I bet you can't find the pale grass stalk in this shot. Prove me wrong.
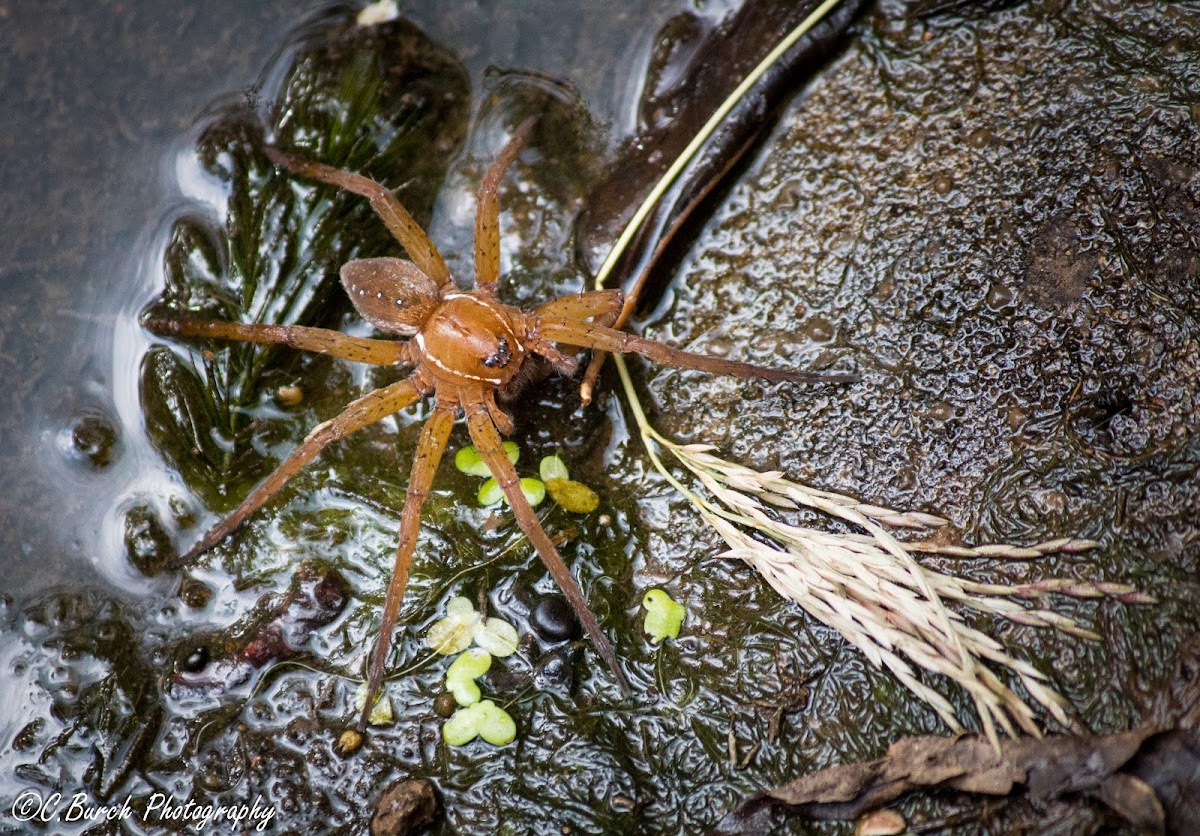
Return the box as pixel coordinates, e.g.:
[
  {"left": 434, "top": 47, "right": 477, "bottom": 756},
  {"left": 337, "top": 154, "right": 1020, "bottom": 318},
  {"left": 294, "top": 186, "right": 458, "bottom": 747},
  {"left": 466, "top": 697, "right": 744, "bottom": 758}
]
[{"left": 612, "top": 355, "right": 1149, "bottom": 746}]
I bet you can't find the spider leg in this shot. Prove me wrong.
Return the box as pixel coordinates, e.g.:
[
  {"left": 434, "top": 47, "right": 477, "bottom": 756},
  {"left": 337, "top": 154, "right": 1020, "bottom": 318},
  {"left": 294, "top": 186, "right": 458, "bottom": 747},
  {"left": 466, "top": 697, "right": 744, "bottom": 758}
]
[
  {"left": 529, "top": 290, "right": 624, "bottom": 377},
  {"left": 465, "top": 401, "right": 632, "bottom": 696},
  {"left": 179, "top": 375, "right": 427, "bottom": 563},
  {"left": 144, "top": 317, "right": 410, "bottom": 365},
  {"left": 474, "top": 118, "right": 535, "bottom": 297},
  {"left": 264, "top": 146, "right": 453, "bottom": 291},
  {"left": 532, "top": 289, "right": 623, "bottom": 325},
  {"left": 576, "top": 165, "right": 734, "bottom": 403},
  {"left": 482, "top": 390, "right": 514, "bottom": 436},
  {"left": 360, "top": 398, "right": 456, "bottom": 730},
  {"left": 527, "top": 341, "right": 580, "bottom": 378},
  {"left": 532, "top": 317, "right": 860, "bottom": 385}
]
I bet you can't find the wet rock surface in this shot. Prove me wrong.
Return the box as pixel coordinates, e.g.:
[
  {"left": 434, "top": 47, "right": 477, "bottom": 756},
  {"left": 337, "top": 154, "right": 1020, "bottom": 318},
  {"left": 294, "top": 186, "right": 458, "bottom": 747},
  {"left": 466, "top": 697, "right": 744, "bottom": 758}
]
[
  {"left": 636, "top": 0, "right": 1200, "bottom": 827},
  {"left": 654, "top": 0, "right": 1200, "bottom": 573},
  {"left": 371, "top": 777, "right": 440, "bottom": 836}
]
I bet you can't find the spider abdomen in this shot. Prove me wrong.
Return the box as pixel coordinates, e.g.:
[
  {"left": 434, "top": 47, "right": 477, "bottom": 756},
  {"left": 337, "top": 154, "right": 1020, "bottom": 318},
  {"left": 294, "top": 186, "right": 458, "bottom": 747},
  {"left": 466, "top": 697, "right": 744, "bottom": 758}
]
[{"left": 416, "top": 293, "right": 525, "bottom": 385}]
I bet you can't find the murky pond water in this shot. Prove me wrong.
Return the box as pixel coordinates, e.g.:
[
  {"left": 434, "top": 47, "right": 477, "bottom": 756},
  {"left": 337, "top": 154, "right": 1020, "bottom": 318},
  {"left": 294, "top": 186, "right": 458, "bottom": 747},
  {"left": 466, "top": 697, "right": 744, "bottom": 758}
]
[{"left": 2, "top": 1, "right": 1198, "bottom": 833}]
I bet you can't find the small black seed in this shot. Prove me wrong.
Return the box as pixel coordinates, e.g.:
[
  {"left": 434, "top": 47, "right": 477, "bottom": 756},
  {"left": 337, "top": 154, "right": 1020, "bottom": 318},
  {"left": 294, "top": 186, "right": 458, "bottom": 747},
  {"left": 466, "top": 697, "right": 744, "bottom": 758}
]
[
  {"left": 181, "top": 646, "right": 209, "bottom": 673},
  {"left": 534, "top": 647, "right": 575, "bottom": 693},
  {"left": 433, "top": 692, "right": 458, "bottom": 718},
  {"left": 529, "top": 596, "right": 579, "bottom": 643}
]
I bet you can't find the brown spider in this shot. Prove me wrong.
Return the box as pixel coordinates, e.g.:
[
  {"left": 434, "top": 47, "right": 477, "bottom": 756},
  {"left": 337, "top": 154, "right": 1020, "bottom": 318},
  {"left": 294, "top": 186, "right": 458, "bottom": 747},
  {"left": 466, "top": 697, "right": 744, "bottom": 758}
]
[{"left": 145, "top": 121, "right": 856, "bottom": 730}]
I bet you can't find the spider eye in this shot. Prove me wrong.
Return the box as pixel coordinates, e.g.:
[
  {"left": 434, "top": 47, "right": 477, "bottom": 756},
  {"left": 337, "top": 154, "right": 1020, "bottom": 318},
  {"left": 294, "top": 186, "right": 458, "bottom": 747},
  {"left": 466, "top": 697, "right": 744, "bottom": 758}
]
[{"left": 483, "top": 337, "right": 512, "bottom": 368}]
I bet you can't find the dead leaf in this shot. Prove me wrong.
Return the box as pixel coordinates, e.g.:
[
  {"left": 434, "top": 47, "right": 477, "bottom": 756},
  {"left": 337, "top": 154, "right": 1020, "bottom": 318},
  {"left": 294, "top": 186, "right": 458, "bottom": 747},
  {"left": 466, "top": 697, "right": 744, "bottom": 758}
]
[{"left": 713, "top": 727, "right": 1200, "bottom": 835}]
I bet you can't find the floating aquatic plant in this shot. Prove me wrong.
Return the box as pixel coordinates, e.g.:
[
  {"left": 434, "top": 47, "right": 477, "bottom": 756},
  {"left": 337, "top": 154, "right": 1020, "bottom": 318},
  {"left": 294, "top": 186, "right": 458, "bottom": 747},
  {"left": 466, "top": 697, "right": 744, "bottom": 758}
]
[
  {"left": 478, "top": 477, "right": 545, "bottom": 508},
  {"left": 455, "top": 441, "right": 520, "bottom": 477},
  {"left": 540, "top": 455, "right": 601, "bottom": 513},
  {"left": 458, "top": 444, "right": 602, "bottom": 511},
  {"left": 642, "top": 589, "right": 686, "bottom": 644},
  {"left": 425, "top": 595, "right": 522, "bottom": 743},
  {"left": 456, "top": 443, "right": 546, "bottom": 507},
  {"left": 426, "top": 595, "right": 519, "bottom": 657},
  {"left": 446, "top": 648, "right": 492, "bottom": 707},
  {"left": 443, "top": 700, "right": 517, "bottom": 747}
]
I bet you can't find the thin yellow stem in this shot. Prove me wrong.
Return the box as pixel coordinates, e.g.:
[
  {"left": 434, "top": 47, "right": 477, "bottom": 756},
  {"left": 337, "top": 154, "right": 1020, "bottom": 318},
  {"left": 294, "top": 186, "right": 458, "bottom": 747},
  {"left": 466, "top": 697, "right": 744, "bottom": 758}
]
[{"left": 591, "top": 0, "right": 847, "bottom": 291}]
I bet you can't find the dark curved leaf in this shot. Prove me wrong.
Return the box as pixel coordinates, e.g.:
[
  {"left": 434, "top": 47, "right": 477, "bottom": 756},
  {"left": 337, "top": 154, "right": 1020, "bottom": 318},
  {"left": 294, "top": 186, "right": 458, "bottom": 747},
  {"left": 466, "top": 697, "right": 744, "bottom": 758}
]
[{"left": 576, "top": 0, "right": 868, "bottom": 301}]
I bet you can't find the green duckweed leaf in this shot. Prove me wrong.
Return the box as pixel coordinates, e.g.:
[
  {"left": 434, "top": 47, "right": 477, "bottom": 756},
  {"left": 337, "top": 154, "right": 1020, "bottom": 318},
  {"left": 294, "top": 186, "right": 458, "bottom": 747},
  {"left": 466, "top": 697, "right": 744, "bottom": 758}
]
[
  {"left": 476, "top": 700, "right": 517, "bottom": 746},
  {"left": 448, "top": 677, "right": 482, "bottom": 707},
  {"left": 427, "top": 595, "right": 482, "bottom": 654},
  {"left": 455, "top": 446, "right": 490, "bottom": 477},
  {"left": 478, "top": 478, "right": 505, "bottom": 507},
  {"left": 447, "top": 647, "right": 493, "bottom": 681},
  {"left": 428, "top": 596, "right": 519, "bottom": 659},
  {"left": 442, "top": 700, "right": 516, "bottom": 747},
  {"left": 477, "top": 476, "right": 545, "bottom": 508},
  {"left": 539, "top": 454, "right": 570, "bottom": 482},
  {"left": 456, "top": 442, "right": 520, "bottom": 478},
  {"left": 446, "top": 596, "right": 476, "bottom": 619},
  {"left": 446, "top": 648, "right": 492, "bottom": 707},
  {"left": 475, "top": 617, "right": 519, "bottom": 657},
  {"left": 518, "top": 478, "right": 546, "bottom": 507},
  {"left": 643, "top": 588, "right": 686, "bottom": 644},
  {"left": 442, "top": 705, "right": 481, "bottom": 746}
]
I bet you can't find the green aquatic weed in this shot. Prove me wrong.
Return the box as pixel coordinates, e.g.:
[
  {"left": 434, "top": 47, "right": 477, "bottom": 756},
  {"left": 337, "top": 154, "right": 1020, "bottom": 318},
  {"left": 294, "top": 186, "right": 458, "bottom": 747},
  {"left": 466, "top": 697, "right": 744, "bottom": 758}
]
[
  {"left": 459, "top": 443, "right": 545, "bottom": 507},
  {"left": 442, "top": 699, "right": 517, "bottom": 747},
  {"left": 478, "top": 476, "right": 545, "bottom": 508},
  {"left": 642, "top": 589, "right": 686, "bottom": 643},
  {"left": 539, "top": 455, "right": 600, "bottom": 513},
  {"left": 538, "top": 454, "right": 570, "bottom": 482},
  {"left": 445, "top": 647, "right": 492, "bottom": 706},
  {"left": 455, "top": 441, "right": 519, "bottom": 477},
  {"left": 426, "top": 596, "right": 519, "bottom": 656}
]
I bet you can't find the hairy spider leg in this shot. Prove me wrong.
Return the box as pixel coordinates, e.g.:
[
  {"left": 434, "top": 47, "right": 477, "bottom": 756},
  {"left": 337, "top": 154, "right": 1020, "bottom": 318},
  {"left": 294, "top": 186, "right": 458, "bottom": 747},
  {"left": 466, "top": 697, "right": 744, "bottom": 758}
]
[
  {"left": 178, "top": 376, "right": 427, "bottom": 563},
  {"left": 465, "top": 400, "right": 632, "bottom": 695},
  {"left": 360, "top": 399, "right": 457, "bottom": 729},
  {"left": 525, "top": 290, "right": 626, "bottom": 376},
  {"left": 474, "top": 119, "right": 535, "bottom": 296},
  {"left": 264, "top": 146, "right": 455, "bottom": 294},
  {"left": 533, "top": 317, "right": 861, "bottom": 385},
  {"left": 143, "top": 317, "right": 410, "bottom": 365},
  {"left": 532, "top": 288, "right": 624, "bottom": 325}
]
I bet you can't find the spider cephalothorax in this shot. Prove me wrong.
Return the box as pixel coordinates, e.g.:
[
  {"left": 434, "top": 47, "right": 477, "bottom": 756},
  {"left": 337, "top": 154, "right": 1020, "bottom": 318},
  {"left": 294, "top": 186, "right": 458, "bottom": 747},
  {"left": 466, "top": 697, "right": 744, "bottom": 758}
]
[{"left": 146, "top": 120, "right": 856, "bottom": 731}]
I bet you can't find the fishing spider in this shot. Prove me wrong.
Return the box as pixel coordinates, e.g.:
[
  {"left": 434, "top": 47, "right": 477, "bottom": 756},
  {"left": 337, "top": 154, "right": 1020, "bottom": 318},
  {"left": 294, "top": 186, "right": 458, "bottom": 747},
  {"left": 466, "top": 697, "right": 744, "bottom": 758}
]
[{"left": 145, "top": 121, "right": 856, "bottom": 730}]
